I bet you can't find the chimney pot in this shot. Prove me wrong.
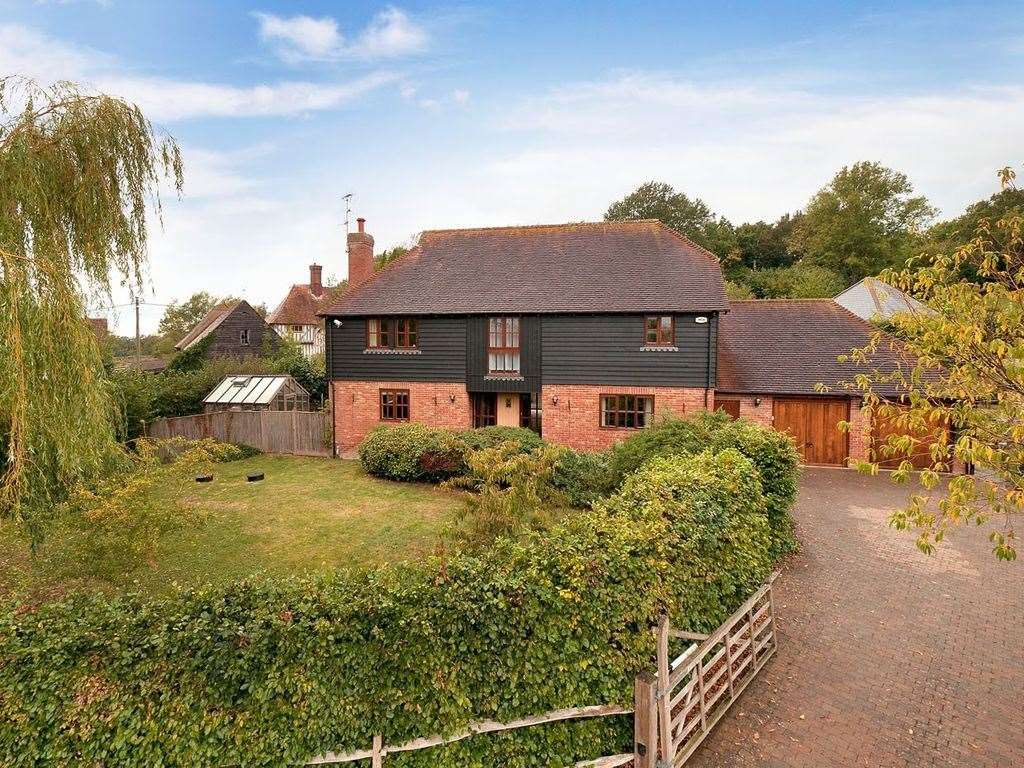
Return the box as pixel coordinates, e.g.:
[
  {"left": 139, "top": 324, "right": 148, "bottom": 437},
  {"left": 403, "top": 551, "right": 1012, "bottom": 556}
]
[
  {"left": 347, "top": 217, "right": 374, "bottom": 289},
  {"left": 309, "top": 263, "right": 323, "bottom": 296}
]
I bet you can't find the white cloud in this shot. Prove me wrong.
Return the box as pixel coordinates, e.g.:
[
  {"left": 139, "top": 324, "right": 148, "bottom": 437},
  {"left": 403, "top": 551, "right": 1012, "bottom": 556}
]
[
  {"left": 492, "top": 72, "right": 1024, "bottom": 223},
  {"left": 255, "top": 7, "right": 427, "bottom": 63},
  {"left": 254, "top": 13, "right": 341, "bottom": 61},
  {"left": 0, "top": 23, "right": 396, "bottom": 121},
  {"left": 452, "top": 88, "right": 470, "bottom": 104}
]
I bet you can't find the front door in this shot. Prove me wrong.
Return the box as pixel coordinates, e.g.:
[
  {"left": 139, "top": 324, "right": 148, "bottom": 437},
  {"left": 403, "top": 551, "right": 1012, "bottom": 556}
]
[{"left": 773, "top": 397, "right": 849, "bottom": 466}]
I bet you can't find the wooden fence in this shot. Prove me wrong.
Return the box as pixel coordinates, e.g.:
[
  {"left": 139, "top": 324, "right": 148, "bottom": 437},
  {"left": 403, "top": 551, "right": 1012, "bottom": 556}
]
[
  {"left": 147, "top": 410, "right": 330, "bottom": 457},
  {"left": 634, "top": 572, "right": 780, "bottom": 767},
  {"left": 303, "top": 573, "right": 779, "bottom": 767}
]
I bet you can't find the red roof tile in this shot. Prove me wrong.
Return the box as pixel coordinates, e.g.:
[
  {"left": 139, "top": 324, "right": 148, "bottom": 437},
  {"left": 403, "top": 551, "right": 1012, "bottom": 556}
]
[
  {"left": 717, "top": 299, "right": 907, "bottom": 396},
  {"left": 268, "top": 284, "right": 330, "bottom": 326},
  {"left": 321, "top": 220, "right": 728, "bottom": 316}
]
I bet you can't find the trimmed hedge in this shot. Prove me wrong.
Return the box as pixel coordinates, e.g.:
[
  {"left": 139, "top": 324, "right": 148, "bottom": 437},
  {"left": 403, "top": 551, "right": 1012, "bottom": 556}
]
[
  {"left": 608, "top": 411, "right": 800, "bottom": 557},
  {"left": 0, "top": 451, "right": 773, "bottom": 767},
  {"left": 456, "top": 426, "right": 545, "bottom": 454},
  {"left": 358, "top": 423, "right": 467, "bottom": 482},
  {"left": 552, "top": 449, "right": 616, "bottom": 508}
]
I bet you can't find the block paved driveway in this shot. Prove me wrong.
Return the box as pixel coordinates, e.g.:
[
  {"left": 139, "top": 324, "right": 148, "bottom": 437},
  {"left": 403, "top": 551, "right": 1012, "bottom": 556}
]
[{"left": 688, "top": 468, "right": 1023, "bottom": 768}]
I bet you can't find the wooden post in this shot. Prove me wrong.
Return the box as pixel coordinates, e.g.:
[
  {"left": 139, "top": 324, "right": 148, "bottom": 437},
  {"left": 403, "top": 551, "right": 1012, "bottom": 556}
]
[
  {"left": 656, "top": 616, "right": 673, "bottom": 764},
  {"left": 371, "top": 734, "right": 382, "bottom": 768},
  {"left": 634, "top": 674, "right": 658, "bottom": 768}
]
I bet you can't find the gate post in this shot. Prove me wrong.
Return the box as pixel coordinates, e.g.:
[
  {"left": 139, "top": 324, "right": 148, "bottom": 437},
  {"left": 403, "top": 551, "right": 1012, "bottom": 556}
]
[{"left": 634, "top": 673, "right": 658, "bottom": 768}]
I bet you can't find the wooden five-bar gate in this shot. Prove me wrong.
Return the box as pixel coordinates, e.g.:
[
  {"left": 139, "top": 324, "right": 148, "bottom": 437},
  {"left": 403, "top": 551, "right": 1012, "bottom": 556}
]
[
  {"left": 304, "top": 573, "right": 779, "bottom": 767},
  {"left": 634, "top": 572, "right": 780, "bottom": 767}
]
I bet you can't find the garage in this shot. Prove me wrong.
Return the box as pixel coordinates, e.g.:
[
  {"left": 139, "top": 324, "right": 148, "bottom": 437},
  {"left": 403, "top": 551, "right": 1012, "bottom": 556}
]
[
  {"left": 772, "top": 397, "right": 850, "bottom": 466},
  {"left": 871, "top": 404, "right": 948, "bottom": 470}
]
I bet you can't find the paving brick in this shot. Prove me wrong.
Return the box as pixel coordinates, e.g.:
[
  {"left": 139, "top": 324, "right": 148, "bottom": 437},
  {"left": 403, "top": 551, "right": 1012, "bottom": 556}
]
[{"left": 687, "top": 468, "right": 1024, "bottom": 768}]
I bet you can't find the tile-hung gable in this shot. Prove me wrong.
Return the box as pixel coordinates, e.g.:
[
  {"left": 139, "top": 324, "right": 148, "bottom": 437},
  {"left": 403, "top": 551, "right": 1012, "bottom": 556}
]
[{"left": 320, "top": 220, "right": 729, "bottom": 316}]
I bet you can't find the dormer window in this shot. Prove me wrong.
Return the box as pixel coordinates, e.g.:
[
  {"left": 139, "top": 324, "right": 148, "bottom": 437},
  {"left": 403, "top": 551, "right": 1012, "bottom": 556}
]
[
  {"left": 644, "top": 315, "right": 674, "bottom": 346},
  {"left": 488, "top": 316, "right": 520, "bottom": 374},
  {"left": 367, "top": 318, "right": 418, "bottom": 350}
]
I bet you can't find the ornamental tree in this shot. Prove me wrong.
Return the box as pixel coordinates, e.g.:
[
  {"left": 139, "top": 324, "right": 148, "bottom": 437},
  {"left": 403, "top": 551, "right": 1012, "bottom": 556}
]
[
  {"left": 0, "top": 77, "right": 182, "bottom": 541},
  {"left": 841, "top": 168, "right": 1023, "bottom": 561}
]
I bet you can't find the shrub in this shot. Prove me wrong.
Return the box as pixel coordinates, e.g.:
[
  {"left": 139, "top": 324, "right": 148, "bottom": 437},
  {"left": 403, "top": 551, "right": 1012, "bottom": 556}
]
[
  {"left": 446, "top": 443, "right": 566, "bottom": 548},
  {"left": 609, "top": 411, "right": 800, "bottom": 558},
  {"left": 457, "top": 425, "right": 545, "bottom": 454},
  {"left": 0, "top": 448, "right": 772, "bottom": 767},
  {"left": 552, "top": 448, "right": 616, "bottom": 508},
  {"left": 601, "top": 449, "right": 774, "bottom": 629},
  {"left": 358, "top": 423, "right": 467, "bottom": 482}
]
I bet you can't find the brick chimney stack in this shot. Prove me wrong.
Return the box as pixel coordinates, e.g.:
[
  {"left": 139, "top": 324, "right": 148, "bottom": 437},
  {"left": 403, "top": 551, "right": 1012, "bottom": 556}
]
[
  {"left": 347, "top": 217, "right": 374, "bottom": 289},
  {"left": 309, "top": 263, "right": 323, "bottom": 296}
]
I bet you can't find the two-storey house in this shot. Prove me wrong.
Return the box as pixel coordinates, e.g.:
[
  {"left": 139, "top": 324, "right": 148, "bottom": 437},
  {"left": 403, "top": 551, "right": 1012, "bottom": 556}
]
[
  {"left": 321, "top": 218, "right": 727, "bottom": 454},
  {"left": 268, "top": 264, "right": 329, "bottom": 357}
]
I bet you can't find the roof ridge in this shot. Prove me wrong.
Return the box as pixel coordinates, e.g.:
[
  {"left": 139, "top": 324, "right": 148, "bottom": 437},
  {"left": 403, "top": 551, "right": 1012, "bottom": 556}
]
[
  {"left": 730, "top": 298, "right": 839, "bottom": 304},
  {"left": 420, "top": 219, "right": 660, "bottom": 236}
]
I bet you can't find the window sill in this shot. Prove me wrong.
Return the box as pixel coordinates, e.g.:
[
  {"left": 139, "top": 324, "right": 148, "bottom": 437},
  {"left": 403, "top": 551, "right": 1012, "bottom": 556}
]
[
  {"left": 364, "top": 348, "right": 421, "bottom": 355},
  {"left": 640, "top": 345, "right": 678, "bottom": 352},
  {"left": 485, "top": 374, "right": 525, "bottom": 381}
]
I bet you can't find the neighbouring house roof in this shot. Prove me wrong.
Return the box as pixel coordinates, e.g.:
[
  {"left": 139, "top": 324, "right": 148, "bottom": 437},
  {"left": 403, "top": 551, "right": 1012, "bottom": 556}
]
[
  {"left": 203, "top": 375, "right": 307, "bottom": 406},
  {"left": 716, "top": 299, "right": 906, "bottom": 396},
  {"left": 321, "top": 220, "right": 729, "bottom": 316},
  {"left": 268, "top": 284, "right": 330, "bottom": 327},
  {"left": 114, "top": 355, "right": 168, "bottom": 373},
  {"left": 174, "top": 302, "right": 237, "bottom": 351},
  {"left": 834, "top": 277, "right": 930, "bottom": 321}
]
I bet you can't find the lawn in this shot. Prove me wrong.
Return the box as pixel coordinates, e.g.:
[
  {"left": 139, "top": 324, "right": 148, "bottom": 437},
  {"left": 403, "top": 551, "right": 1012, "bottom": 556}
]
[{"left": 0, "top": 456, "right": 463, "bottom": 597}]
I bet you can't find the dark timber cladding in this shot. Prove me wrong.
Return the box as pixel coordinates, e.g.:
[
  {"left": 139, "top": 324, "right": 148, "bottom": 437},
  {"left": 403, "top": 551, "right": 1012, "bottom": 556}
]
[
  {"left": 327, "top": 316, "right": 466, "bottom": 381},
  {"left": 466, "top": 315, "right": 540, "bottom": 393},
  {"left": 541, "top": 313, "right": 718, "bottom": 387}
]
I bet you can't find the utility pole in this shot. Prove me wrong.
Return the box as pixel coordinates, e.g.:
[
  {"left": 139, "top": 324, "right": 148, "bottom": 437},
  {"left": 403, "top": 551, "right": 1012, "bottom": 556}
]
[{"left": 134, "top": 296, "right": 141, "bottom": 365}]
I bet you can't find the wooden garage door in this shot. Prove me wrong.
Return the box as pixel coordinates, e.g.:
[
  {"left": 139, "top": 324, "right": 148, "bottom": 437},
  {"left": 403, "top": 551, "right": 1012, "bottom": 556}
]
[
  {"left": 872, "top": 404, "right": 947, "bottom": 470},
  {"left": 773, "top": 398, "right": 850, "bottom": 466}
]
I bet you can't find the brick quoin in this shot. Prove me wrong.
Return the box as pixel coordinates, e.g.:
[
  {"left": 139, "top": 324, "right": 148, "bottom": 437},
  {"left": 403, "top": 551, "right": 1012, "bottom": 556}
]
[
  {"left": 332, "top": 380, "right": 471, "bottom": 454},
  {"left": 541, "top": 384, "right": 711, "bottom": 452}
]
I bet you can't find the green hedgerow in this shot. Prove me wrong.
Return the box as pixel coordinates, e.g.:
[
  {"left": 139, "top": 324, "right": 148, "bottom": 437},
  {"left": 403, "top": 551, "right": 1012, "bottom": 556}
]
[
  {"left": 601, "top": 449, "right": 774, "bottom": 629},
  {"left": 0, "top": 449, "right": 774, "bottom": 767},
  {"left": 551, "top": 448, "right": 616, "bottom": 508},
  {"left": 359, "top": 423, "right": 467, "bottom": 482},
  {"left": 608, "top": 411, "right": 800, "bottom": 558},
  {"left": 456, "top": 425, "right": 545, "bottom": 454}
]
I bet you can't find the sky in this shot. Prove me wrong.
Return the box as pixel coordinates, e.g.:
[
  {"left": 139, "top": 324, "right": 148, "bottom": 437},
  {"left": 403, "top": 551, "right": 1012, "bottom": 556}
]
[{"left": 2, "top": 0, "right": 1023, "bottom": 334}]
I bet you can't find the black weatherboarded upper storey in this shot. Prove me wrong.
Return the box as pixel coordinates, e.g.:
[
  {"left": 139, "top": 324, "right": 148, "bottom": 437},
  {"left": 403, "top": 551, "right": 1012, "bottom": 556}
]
[{"left": 320, "top": 220, "right": 729, "bottom": 317}]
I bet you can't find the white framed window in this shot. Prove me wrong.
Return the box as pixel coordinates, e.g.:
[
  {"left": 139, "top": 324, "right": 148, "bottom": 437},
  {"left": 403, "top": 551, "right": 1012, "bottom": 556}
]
[{"left": 488, "top": 316, "right": 520, "bottom": 374}]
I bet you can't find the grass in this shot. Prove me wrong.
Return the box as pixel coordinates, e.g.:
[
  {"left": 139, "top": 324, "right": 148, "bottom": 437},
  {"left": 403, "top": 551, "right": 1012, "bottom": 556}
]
[{"left": 0, "top": 456, "right": 463, "bottom": 598}]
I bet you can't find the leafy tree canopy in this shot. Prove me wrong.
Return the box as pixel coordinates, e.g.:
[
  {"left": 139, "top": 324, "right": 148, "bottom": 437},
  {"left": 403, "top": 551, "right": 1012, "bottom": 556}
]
[
  {"left": 0, "top": 77, "right": 181, "bottom": 539},
  {"left": 790, "top": 161, "right": 936, "bottom": 282},
  {"left": 839, "top": 168, "right": 1023, "bottom": 561},
  {"left": 740, "top": 262, "right": 846, "bottom": 299},
  {"left": 605, "top": 181, "right": 737, "bottom": 259},
  {"left": 375, "top": 245, "right": 409, "bottom": 271},
  {"left": 731, "top": 213, "right": 802, "bottom": 271}
]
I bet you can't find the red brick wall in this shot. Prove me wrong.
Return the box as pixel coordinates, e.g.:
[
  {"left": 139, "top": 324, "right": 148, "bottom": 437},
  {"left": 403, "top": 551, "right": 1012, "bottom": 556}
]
[
  {"left": 331, "top": 380, "right": 471, "bottom": 454},
  {"left": 733, "top": 394, "right": 774, "bottom": 427},
  {"left": 540, "top": 384, "right": 710, "bottom": 452},
  {"left": 847, "top": 399, "right": 871, "bottom": 463}
]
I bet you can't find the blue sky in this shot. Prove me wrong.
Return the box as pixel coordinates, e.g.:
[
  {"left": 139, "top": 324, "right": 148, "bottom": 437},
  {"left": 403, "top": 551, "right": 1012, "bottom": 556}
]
[{"left": 2, "top": 0, "right": 1022, "bottom": 333}]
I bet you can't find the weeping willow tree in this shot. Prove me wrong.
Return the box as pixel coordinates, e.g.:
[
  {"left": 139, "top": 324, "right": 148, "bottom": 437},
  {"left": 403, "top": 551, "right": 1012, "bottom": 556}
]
[{"left": 0, "top": 77, "right": 182, "bottom": 542}]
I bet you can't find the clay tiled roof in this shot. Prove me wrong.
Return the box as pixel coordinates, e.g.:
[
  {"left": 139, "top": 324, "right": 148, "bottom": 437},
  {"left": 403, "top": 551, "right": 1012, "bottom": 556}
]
[
  {"left": 321, "top": 220, "right": 728, "bottom": 316},
  {"left": 716, "top": 299, "right": 906, "bottom": 396},
  {"left": 268, "top": 284, "right": 330, "bottom": 326},
  {"left": 174, "top": 302, "right": 235, "bottom": 351}
]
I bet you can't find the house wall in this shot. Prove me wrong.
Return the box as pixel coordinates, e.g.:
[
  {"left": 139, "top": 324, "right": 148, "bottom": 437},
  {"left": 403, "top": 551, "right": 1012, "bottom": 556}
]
[
  {"left": 327, "top": 316, "right": 466, "bottom": 381},
  {"left": 541, "top": 384, "right": 710, "bottom": 452},
  {"left": 466, "top": 315, "right": 541, "bottom": 394},
  {"left": 332, "top": 380, "right": 471, "bottom": 453},
  {"left": 207, "top": 304, "right": 279, "bottom": 358},
  {"left": 541, "top": 313, "right": 717, "bottom": 388},
  {"left": 272, "top": 323, "right": 324, "bottom": 357}
]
